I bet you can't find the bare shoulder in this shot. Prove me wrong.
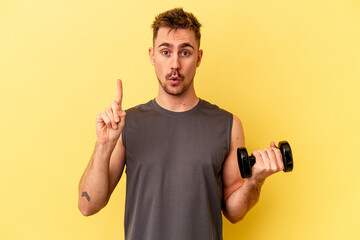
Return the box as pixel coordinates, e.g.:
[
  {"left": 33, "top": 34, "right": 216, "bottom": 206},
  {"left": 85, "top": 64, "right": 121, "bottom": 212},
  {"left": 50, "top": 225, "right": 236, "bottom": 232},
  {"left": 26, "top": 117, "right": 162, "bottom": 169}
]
[
  {"left": 231, "top": 114, "right": 245, "bottom": 148},
  {"left": 222, "top": 114, "right": 245, "bottom": 201}
]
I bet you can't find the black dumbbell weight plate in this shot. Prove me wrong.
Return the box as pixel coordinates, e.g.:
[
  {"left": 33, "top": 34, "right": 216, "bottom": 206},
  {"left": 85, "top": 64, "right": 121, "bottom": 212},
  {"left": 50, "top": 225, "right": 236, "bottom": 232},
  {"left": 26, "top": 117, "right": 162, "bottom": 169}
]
[
  {"left": 278, "top": 141, "right": 293, "bottom": 172},
  {"left": 237, "top": 147, "right": 252, "bottom": 178}
]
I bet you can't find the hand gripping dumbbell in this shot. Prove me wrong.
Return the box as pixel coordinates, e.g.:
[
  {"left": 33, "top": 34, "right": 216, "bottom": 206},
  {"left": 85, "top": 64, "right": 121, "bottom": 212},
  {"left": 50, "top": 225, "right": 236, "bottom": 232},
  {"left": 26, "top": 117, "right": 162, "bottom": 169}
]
[{"left": 237, "top": 141, "right": 293, "bottom": 178}]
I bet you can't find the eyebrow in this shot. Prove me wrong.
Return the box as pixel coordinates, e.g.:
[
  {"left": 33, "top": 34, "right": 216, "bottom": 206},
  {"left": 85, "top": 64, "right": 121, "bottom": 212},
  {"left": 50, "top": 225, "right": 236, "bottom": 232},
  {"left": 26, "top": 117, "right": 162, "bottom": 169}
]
[
  {"left": 158, "top": 43, "right": 172, "bottom": 48},
  {"left": 179, "top": 43, "right": 195, "bottom": 50},
  {"left": 158, "top": 42, "right": 195, "bottom": 50}
]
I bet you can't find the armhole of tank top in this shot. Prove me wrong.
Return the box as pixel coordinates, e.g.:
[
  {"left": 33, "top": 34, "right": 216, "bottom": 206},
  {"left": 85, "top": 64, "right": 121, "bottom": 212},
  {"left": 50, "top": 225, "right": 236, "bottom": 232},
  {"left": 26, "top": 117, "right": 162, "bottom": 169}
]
[
  {"left": 227, "top": 113, "right": 233, "bottom": 154},
  {"left": 121, "top": 110, "right": 127, "bottom": 149}
]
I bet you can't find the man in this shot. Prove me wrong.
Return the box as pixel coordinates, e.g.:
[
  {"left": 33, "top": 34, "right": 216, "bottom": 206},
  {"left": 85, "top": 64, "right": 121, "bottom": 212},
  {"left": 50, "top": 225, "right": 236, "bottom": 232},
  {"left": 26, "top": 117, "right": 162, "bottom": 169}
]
[{"left": 78, "top": 8, "right": 284, "bottom": 240}]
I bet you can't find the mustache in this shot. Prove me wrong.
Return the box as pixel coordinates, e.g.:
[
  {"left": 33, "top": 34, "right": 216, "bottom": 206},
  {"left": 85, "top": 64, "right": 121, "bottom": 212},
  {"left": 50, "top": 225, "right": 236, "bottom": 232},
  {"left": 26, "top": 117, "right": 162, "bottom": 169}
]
[{"left": 166, "top": 71, "right": 184, "bottom": 80}]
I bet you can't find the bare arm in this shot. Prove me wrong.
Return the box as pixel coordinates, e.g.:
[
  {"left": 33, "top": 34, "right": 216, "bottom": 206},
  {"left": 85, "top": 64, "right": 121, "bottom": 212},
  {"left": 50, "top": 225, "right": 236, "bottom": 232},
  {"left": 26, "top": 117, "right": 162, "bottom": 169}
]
[
  {"left": 222, "top": 115, "right": 284, "bottom": 223},
  {"left": 78, "top": 79, "right": 126, "bottom": 216},
  {"left": 78, "top": 137, "right": 125, "bottom": 216}
]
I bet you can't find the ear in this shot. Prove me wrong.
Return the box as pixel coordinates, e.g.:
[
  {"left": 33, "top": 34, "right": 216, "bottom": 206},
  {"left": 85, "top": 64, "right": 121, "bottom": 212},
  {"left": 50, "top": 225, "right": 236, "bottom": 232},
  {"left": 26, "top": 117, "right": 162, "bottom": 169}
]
[
  {"left": 196, "top": 49, "right": 203, "bottom": 67},
  {"left": 149, "top": 47, "right": 155, "bottom": 65}
]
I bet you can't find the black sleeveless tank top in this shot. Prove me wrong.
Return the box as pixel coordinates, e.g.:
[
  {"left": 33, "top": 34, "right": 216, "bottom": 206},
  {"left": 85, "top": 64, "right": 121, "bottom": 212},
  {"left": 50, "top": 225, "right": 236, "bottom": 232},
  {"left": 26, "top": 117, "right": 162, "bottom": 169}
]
[{"left": 122, "top": 99, "right": 233, "bottom": 240}]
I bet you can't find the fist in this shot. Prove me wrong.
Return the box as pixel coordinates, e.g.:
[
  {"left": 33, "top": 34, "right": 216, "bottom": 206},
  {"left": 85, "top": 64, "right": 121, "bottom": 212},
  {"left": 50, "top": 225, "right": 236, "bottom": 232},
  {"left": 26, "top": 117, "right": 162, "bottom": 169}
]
[
  {"left": 250, "top": 141, "right": 284, "bottom": 182},
  {"left": 96, "top": 79, "right": 126, "bottom": 144}
]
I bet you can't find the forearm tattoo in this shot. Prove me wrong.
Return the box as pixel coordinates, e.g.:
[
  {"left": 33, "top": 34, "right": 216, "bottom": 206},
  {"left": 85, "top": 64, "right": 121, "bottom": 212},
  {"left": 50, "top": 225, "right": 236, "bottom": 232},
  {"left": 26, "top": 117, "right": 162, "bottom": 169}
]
[{"left": 82, "top": 192, "right": 91, "bottom": 202}]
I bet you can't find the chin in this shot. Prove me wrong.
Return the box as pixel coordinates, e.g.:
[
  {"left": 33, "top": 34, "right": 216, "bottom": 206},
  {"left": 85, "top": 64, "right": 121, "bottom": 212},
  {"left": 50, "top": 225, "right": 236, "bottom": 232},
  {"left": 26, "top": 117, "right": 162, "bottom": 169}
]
[
  {"left": 165, "top": 88, "right": 186, "bottom": 96},
  {"left": 164, "top": 85, "right": 187, "bottom": 96},
  {"left": 158, "top": 76, "right": 192, "bottom": 96}
]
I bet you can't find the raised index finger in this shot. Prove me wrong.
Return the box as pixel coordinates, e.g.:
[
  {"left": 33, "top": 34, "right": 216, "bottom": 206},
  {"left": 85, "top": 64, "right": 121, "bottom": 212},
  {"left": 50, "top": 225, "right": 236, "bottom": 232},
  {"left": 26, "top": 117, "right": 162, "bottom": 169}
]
[{"left": 116, "top": 79, "right": 123, "bottom": 106}]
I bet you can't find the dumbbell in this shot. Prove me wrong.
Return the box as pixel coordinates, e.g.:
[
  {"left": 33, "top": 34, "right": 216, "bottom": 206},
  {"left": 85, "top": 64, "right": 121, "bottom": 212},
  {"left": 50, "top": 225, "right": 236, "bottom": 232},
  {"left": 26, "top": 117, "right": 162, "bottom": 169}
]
[{"left": 237, "top": 141, "right": 293, "bottom": 178}]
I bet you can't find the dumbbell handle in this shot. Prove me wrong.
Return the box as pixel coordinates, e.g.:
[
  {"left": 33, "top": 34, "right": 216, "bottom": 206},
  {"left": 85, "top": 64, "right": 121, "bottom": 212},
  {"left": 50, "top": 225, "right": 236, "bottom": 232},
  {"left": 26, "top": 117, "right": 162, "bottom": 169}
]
[
  {"left": 248, "top": 142, "right": 293, "bottom": 171},
  {"left": 238, "top": 141, "right": 293, "bottom": 178},
  {"left": 248, "top": 155, "right": 256, "bottom": 167},
  {"left": 247, "top": 152, "right": 286, "bottom": 169}
]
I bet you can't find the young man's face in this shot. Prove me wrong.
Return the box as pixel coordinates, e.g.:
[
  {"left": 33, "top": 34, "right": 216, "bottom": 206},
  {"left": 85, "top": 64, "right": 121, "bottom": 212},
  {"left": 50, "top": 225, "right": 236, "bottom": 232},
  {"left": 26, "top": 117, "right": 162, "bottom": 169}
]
[{"left": 149, "top": 27, "right": 203, "bottom": 96}]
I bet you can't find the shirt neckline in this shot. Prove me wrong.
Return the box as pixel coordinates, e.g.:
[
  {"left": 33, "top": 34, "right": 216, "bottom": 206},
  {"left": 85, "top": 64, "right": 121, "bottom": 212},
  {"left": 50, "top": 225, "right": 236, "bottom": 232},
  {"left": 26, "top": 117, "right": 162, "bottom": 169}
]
[{"left": 151, "top": 98, "right": 204, "bottom": 117}]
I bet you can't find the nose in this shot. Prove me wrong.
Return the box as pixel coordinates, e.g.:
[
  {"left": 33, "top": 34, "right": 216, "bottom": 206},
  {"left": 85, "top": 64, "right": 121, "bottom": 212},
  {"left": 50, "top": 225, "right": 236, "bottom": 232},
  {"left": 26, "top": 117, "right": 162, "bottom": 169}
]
[{"left": 170, "top": 54, "right": 181, "bottom": 70}]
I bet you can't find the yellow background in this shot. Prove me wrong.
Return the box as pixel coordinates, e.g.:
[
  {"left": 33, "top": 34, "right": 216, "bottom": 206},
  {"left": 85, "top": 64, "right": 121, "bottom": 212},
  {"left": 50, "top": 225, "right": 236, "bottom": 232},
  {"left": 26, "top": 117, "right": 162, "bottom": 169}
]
[{"left": 1, "top": 0, "right": 359, "bottom": 239}]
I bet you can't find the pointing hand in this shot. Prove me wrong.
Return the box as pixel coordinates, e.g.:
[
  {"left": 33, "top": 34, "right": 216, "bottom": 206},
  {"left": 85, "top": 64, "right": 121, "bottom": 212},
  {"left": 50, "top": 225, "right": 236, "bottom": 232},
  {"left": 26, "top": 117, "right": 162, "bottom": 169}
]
[{"left": 96, "top": 79, "right": 126, "bottom": 144}]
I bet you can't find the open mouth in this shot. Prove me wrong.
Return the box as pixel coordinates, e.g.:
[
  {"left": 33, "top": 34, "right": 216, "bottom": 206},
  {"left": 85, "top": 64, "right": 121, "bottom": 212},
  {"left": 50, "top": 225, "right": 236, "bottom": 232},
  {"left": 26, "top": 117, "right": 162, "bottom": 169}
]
[
  {"left": 170, "top": 77, "right": 180, "bottom": 85},
  {"left": 166, "top": 71, "right": 184, "bottom": 85}
]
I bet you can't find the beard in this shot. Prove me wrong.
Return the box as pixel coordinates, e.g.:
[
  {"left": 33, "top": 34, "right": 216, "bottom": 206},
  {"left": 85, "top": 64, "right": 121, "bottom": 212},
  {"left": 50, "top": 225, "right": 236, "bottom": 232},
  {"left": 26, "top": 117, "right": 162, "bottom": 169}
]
[{"left": 157, "top": 71, "right": 193, "bottom": 96}]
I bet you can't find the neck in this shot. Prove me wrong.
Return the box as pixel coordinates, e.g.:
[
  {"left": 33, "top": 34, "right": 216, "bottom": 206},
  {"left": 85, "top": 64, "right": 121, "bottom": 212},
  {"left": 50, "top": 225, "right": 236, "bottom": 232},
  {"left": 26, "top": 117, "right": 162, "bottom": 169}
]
[{"left": 155, "top": 85, "right": 199, "bottom": 112}]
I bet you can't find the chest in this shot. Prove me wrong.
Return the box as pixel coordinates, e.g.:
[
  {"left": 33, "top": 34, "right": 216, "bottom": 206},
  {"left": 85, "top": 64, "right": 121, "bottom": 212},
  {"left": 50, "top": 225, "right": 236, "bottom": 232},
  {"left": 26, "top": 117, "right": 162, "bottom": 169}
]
[{"left": 124, "top": 113, "right": 230, "bottom": 176}]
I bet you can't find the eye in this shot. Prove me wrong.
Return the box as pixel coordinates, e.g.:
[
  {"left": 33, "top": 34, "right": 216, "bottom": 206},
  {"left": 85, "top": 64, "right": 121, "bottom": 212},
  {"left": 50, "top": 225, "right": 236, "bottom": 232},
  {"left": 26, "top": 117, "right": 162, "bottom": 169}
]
[
  {"left": 180, "top": 51, "right": 190, "bottom": 57},
  {"left": 162, "top": 50, "right": 170, "bottom": 56}
]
